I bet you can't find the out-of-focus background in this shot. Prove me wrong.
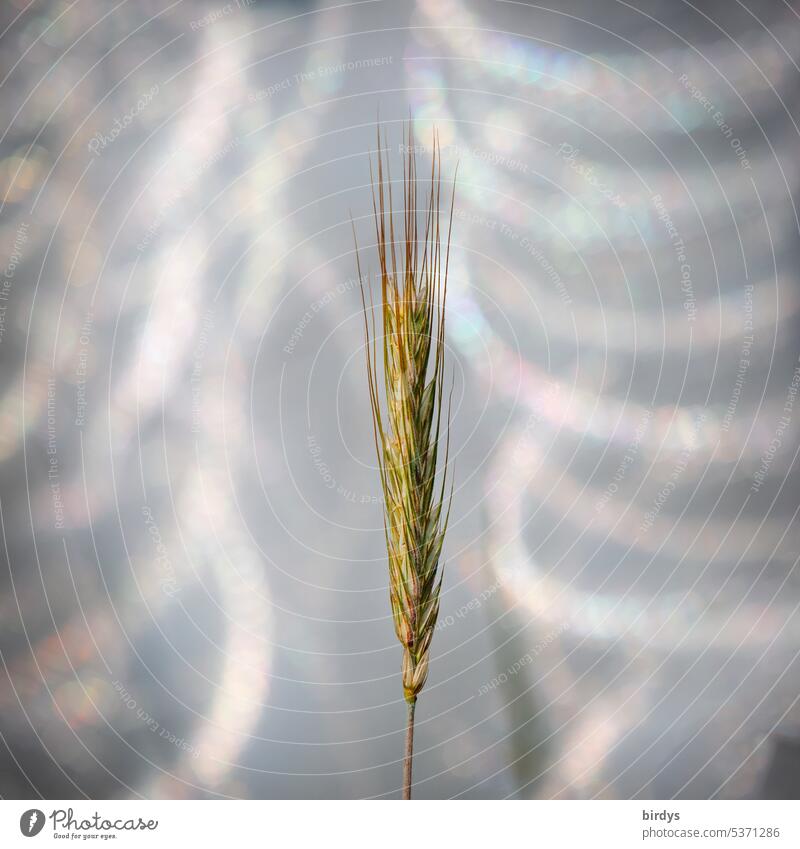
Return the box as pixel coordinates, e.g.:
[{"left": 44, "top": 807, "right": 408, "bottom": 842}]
[{"left": 0, "top": 0, "right": 799, "bottom": 800}]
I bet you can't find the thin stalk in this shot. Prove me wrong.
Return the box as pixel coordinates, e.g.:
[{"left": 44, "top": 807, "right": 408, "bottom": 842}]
[{"left": 403, "top": 699, "right": 416, "bottom": 800}]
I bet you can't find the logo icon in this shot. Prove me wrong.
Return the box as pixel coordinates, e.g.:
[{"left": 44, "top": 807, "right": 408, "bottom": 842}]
[{"left": 19, "top": 809, "right": 45, "bottom": 837}]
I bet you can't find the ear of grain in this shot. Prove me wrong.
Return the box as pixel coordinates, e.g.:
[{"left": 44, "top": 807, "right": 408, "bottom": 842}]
[{"left": 354, "top": 123, "right": 457, "bottom": 711}]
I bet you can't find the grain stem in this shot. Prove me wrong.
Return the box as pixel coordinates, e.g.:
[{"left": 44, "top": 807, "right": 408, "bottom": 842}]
[{"left": 403, "top": 698, "right": 416, "bottom": 800}]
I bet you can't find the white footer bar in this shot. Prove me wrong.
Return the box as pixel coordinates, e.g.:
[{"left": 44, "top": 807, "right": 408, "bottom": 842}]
[{"left": 1, "top": 800, "right": 797, "bottom": 847}]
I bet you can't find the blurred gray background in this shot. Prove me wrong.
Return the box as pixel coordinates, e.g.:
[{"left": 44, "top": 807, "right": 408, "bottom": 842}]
[{"left": 0, "top": 0, "right": 799, "bottom": 799}]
